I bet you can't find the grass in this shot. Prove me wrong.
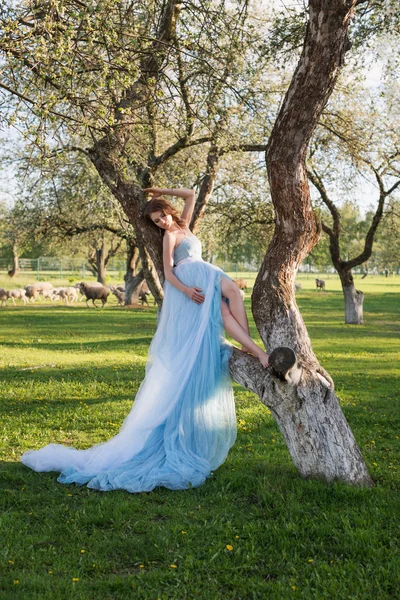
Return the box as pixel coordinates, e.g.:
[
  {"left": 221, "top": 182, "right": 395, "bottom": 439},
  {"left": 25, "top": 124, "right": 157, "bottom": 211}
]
[{"left": 0, "top": 280, "right": 399, "bottom": 599}]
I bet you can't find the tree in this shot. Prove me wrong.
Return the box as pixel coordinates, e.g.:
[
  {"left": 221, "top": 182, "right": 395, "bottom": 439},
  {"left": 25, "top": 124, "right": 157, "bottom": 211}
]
[
  {"left": 308, "top": 162, "right": 400, "bottom": 323},
  {"left": 236, "top": 0, "right": 374, "bottom": 486},
  {"left": 305, "top": 74, "right": 400, "bottom": 323},
  {"left": 0, "top": 1, "right": 377, "bottom": 485},
  {"left": 0, "top": 0, "right": 278, "bottom": 301}
]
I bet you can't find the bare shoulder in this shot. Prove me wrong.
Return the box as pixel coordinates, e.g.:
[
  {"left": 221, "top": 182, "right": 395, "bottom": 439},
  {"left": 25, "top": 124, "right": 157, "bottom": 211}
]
[{"left": 163, "top": 231, "right": 176, "bottom": 246}]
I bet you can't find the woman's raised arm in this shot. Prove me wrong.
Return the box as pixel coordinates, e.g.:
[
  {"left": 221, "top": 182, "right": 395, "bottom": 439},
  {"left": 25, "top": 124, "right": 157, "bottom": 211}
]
[{"left": 144, "top": 187, "right": 196, "bottom": 227}]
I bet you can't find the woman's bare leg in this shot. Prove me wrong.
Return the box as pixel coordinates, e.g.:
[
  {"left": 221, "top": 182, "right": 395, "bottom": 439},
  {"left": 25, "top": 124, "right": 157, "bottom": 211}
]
[
  {"left": 220, "top": 278, "right": 253, "bottom": 353},
  {"left": 221, "top": 301, "right": 269, "bottom": 367}
]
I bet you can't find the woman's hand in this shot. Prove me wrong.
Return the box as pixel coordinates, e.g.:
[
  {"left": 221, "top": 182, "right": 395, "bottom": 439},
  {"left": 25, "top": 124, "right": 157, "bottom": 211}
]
[
  {"left": 143, "top": 187, "right": 167, "bottom": 198},
  {"left": 186, "top": 287, "right": 205, "bottom": 304}
]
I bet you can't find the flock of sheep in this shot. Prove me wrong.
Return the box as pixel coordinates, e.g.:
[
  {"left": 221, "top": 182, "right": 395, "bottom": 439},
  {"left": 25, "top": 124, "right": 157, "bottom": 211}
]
[
  {"left": 0, "top": 277, "right": 321, "bottom": 308},
  {"left": 0, "top": 281, "right": 148, "bottom": 308}
]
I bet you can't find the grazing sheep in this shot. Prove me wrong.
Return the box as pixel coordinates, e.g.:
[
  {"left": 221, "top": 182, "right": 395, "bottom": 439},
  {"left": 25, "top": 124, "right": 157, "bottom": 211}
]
[
  {"left": 315, "top": 278, "right": 325, "bottom": 290},
  {"left": 295, "top": 282, "right": 302, "bottom": 291},
  {"left": 7, "top": 289, "right": 28, "bottom": 305},
  {"left": 79, "top": 282, "right": 110, "bottom": 307},
  {"left": 0, "top": 287, "right": 8, "bottom": 307},
  {"left": 233, "top": 278, "right": 248, "bottom": 291},
  {"left": 112, "top": 288, "right": 125, "bottom": 306}
]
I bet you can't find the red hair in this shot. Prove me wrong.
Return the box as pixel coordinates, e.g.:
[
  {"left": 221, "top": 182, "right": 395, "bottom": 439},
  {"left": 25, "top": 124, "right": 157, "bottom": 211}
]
[{"left": 143, "top": 198, "right": 186, "bottom": 229}]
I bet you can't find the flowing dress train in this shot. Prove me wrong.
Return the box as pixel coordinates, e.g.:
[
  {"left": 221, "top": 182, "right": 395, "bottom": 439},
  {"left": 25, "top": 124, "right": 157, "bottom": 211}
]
[{"left": 20, "top": 234, "right": 237, "bottom": 492}]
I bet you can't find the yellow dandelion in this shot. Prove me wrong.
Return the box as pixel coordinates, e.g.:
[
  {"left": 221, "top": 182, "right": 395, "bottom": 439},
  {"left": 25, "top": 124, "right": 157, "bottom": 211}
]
[
  {"left": 235, "top": 535, "right": 239, "bottom": 539},
  {"left": 170, "top": 564, "right": 177, "bottom": 569},
  {"left": 292, "top": 585, "right": 296, "bottom": 591},
  {"left": 139, "top": 564, "right": 145, "bottom": 569},
  {"left": 72, "top": 577, "right": 79, "bottom": 582},
  {"left": 226, "top": 544, "right": 233, "bottom": 551},
  {"left": 181, "top": 531, "right": 187, "bottom": 535},
  {"left": 308, "top": 559, "right": 313, "bottom": 563},
  {"left": 48, "top": 571, "right": 53, "bottom": 574},
  {"left": 14, "top": 580, "right": 19, "bottom": 585},
  {"left": 80, "top": 549, "right": 85, "bottom": 554},
  {"left": 8, "top": 560, "right": 14, "bottom": 564}
]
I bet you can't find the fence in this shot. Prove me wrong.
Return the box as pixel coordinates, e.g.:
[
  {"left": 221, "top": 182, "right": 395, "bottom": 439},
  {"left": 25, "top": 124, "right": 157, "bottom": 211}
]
[
  {"left": 1, "top": 257, "right": 399, "bottom": 282},
  {"left": 0, "top": 257, "right": 126, "bottom": 281},
  {"left": 0, "top": 257, "right": 262, "bottom": 281}
]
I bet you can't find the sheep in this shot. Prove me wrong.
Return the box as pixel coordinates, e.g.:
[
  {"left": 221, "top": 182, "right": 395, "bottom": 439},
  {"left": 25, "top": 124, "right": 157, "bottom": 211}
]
[
  {"left": 79, "top": 282, "right": 110, "bottom": 307},
  {"left": 7, "top": 289, "right": 28, "bottom": 305},
  {"left": 0, "top": 287, "right": 8, "bottom": 307},
  {"left": 112, "top": 288, "right": 125, "bottom": 306},
  {"left": 295, "top": 282, "right": 302, "bottom": 291},
  {"left": 41, "top": 288, "right": 57, "bottom": 302},
  {"left": 36, "top": 282, "right": 54, "bottom": 291},
  {"left": 24, "top": 285, "right": 40, "bottom": 302},
  {"left": 315, "top": 278, "right": 325, "bottom": 290},
  {"left": 57, "top": 287, "right": 79, "bottom": 304},
  {"left": 24, "top": 282, "right": 54, "bottom": 302},
  {"left": 233, "top": 278, "right": 248, "bottom": 291}
]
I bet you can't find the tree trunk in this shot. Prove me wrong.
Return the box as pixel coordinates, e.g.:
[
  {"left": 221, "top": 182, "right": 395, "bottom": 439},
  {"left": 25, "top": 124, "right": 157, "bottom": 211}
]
[
  {"left": 96, "top": 244, "right": 107, "bottom": 285},
  {"left": 233, "top": 0, "right": 373, "bottom": 486},
  {"left": 338, "top": 268, "right": 364, "bottom": 324},
  {"left": 123, "top": 240, "right": 140, "bottom": 305},
  {"left": 125, "top": 269, "right": 145, "bottom": 305},
  {"left": 88, "top": 145, "right": 165, "bottom": 305},
  {"left": 7, "top": 242, "right": 19, "bottom": 277}
]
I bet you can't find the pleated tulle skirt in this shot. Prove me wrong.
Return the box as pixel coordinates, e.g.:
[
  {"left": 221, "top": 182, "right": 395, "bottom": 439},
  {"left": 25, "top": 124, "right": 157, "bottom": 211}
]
[{"left": 20, "top": 259, "right": 237, "bottom": 493}]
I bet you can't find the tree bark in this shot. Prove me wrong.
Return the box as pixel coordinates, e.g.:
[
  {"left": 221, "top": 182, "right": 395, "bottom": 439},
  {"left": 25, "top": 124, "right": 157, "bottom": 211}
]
[
  {"left": 96, "top": 244, "right": 107, "bottom": 285},
  {"left": 125, "top": 269, "right": 145, "bottom": 305},
  {"left": 241, "top": 0, "right": 373, "bottom": 486},
  {"left": 338, "top": 268, "right": 364, "bottom": 324},
  {"left": 8, "top": 241, "right": 19, "bottom": 277},
  {"left": 124, "top": 240, "right": 142, "bottom": 305}
]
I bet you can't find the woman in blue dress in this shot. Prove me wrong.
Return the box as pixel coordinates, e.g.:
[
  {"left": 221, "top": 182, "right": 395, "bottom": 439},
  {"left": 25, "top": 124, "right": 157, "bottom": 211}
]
[{"left": 21, "top": 187, "right": 269, "bottom": 493}]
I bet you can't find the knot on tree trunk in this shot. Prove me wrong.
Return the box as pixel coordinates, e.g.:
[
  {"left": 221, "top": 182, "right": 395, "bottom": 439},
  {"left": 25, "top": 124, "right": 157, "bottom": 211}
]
[{"left": 269, "top": 347, "right": 302, "bottom": 386}]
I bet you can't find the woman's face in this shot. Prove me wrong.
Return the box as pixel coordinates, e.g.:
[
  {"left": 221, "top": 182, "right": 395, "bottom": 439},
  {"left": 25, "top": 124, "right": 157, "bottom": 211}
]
[{"left": 151, "top": 210, "right": 173, "bottom": 230}]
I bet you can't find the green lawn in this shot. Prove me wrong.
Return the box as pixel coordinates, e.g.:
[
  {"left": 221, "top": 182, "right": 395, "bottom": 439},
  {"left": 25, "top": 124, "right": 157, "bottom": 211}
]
[{"left": 0, "top": 283, "right": 399, "bottom": 599}]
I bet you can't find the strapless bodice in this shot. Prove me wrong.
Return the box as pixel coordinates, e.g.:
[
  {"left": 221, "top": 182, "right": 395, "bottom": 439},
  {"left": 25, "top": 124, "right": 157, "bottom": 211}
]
[{"left": 173, "top": 234, "right": 202, "bottom": 265}]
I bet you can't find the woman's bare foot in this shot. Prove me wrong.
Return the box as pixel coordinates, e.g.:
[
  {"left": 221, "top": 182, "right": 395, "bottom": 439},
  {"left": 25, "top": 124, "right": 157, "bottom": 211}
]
[{"left": 256, "top": 349, "right": 269, "bottom": 368}]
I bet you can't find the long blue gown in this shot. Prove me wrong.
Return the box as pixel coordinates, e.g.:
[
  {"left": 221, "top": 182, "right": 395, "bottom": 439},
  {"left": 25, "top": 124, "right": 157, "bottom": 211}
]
[{"left": 20, "top": 234, "right": 237, "bottom": 492}]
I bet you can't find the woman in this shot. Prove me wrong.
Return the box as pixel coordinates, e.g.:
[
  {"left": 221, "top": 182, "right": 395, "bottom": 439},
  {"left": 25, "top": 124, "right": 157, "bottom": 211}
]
[{"left": 21, "top": 188, "right": 269, "bottom": 493}]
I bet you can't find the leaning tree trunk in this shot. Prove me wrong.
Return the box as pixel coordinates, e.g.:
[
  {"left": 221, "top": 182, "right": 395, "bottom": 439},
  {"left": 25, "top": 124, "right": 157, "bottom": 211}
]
[
  {"left": 230, "top": 0, "right": 373, "bottom": 486},
  {"left": 338, "top": 268, "right": 364, "bottom": 324}
]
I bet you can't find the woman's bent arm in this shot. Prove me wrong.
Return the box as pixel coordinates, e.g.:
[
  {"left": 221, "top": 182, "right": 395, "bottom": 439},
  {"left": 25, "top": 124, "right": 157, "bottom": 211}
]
[{"left": 163, "top": 233, "right": 204, "bottom": 304}]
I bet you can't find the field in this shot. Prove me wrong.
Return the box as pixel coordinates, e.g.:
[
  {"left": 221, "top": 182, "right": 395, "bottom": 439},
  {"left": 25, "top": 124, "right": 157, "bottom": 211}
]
[{"left": 0, "top": 276, "right": 399, "bottom": 599}]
